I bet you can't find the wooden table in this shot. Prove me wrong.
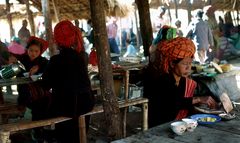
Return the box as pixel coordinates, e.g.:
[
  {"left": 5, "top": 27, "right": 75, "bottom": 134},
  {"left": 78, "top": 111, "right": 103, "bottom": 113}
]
[{"left": 112, "top": 107, "right": 240, "bottom": 143}]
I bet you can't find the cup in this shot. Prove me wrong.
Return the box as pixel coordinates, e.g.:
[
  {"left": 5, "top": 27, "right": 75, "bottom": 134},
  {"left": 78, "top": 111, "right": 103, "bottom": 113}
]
[
  {"left": 182, "top": 118, "right": 198, "bottom": 132},
  {"left": 170, "top": 121, "right": 187, "bottom": 135}
]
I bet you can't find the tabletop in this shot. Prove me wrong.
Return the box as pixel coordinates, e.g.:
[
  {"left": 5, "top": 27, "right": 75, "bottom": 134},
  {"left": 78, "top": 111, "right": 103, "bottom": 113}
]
[
  {"left": 112, "top": 108, "right": 240, "bottom": 143},
  {"left": 0, "top": 77, "right": 33, "bottom": 87}
]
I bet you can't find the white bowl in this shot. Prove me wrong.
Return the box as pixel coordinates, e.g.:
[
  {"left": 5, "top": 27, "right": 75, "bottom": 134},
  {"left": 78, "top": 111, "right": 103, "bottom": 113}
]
[
  {"left": 170, "top": 121, "right": 187, "bottom": 135},
  {"left": 182, "top": 118, "right": 198, "bottom": 132}
]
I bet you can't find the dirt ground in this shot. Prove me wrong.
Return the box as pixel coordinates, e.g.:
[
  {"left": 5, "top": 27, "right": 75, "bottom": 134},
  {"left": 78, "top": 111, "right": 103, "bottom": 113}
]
[{"left": 87, "top": 108, "right": 143, "bottom": 143}]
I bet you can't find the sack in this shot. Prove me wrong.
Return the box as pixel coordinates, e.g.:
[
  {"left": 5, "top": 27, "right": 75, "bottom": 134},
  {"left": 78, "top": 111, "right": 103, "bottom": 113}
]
[{"left": 28, "top": 83, "right": 51, "bottom": 102}]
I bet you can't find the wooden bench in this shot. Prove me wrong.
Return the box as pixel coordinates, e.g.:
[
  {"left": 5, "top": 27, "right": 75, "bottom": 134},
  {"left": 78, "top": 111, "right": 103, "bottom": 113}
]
[
  {"left": 0, "top": 117, "right": 71, "bottom": 143},
  {"left": 79, "top": 97, "right": 148, "bottom": 143},
  {"left": 0, "top": 98, "right": 148, "bottom": 143}
]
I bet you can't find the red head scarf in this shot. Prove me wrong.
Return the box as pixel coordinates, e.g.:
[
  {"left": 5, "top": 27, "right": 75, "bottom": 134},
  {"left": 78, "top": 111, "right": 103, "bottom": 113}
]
[
  {"left": 54, "top": 20, "right": 84, "bottom": 53},
  {"left": 160, "top": 37, "right": 196, "bottom": 73},
  {"left": 26, "top": 36, "right": 48, "bottom": 55}
]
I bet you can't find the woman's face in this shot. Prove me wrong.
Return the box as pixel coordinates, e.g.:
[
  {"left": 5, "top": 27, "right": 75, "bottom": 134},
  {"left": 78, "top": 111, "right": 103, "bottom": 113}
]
[
  {"left": 27, "top": 44, "right": 41, "bottom": 61},
  {"left": 172, "top": 57, "right": 193, "bottom": 78}
]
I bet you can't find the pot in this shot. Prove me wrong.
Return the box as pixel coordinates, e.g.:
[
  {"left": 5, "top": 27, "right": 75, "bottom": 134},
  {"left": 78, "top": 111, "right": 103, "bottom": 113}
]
[{"left": 0, "top": 60, "right": 26, "bottom": 79}]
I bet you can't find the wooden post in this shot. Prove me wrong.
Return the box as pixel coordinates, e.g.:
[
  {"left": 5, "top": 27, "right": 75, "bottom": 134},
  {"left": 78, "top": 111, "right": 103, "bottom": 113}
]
[
  {"left": 123, "top": 70, "right": 129, "bottom": 137},
  {"left": 135, "top": 0, "right": 153, "bottom": 57},
  {"left": 41, "top": 0, "right": 55, "bottom": 56},
  {"left": 174, "top": 0, "right": 178, "bottom": 19},
  {"left": 0, "top": 131, "right": 10, "bottom": 143},
  {"left": 89, "top": 0, "right": 122, "bottom": 140},
  {"left": 142, "top": 102, "right": 148, "bottom": 131},
  {"left": 52, "top": 0, "right": 59, "bottom": 23},
  {"left": 133, "top": 4, "right": 140, "bottom": 48},
  {"left": 187, "top": 0, "right": 192, "bottom": 24},
  {"left": 24, "top": 0, "right": 35, "bottom": 36},
  {"left": 79, "top": 116, "right": 87, "bottom": 143},
  {"left": 6, "top": 0, "right": 14, "bottom": 39}
]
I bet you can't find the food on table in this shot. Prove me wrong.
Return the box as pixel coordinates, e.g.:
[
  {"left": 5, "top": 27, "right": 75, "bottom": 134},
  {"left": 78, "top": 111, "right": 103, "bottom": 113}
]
[{"left": 197, "top": 117, "right": 217, "bottom": 122}]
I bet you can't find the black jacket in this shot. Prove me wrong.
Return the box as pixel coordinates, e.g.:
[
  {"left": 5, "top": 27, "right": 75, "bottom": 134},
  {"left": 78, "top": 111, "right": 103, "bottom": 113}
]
[{"left": 40, "top": 48, "right": 94, "bottom": 118}]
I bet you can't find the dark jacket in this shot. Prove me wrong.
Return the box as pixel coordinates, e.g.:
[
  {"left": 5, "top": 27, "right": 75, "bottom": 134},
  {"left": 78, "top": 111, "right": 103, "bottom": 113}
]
[
  {"left": 143, "top": 67, "right": 193, "bottom": 128},
  {"left": 40, "top": 48, "right": 94, "bottom": 118},
  {"left": 17, "top": 54, "right": 49, "bottom": 105}
]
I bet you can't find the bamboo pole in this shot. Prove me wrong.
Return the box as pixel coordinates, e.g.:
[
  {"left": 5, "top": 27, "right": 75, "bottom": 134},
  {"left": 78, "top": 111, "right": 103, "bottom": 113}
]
[
  {"left": 24, "top": 0, "right": 35, "bottom": 36},
  {"left": 6, "top": 0, "right": 14, "bottom": 39}
]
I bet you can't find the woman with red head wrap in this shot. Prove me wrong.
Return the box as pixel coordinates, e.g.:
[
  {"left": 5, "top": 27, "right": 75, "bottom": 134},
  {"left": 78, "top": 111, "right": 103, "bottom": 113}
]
[
  {"left": 40, "top": 20, "right": 94, "bottom": 143},
  {"left": 143, "top": 37, "right": 218, "bottom": 128}
]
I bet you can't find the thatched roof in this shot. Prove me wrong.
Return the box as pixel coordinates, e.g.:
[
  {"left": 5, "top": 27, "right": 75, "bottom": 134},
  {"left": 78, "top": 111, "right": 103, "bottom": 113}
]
[
  {"left": 149, "top": 0, "right": 240, "bottom": 11},
  {"left": 0, "top": 0, "right": 134, "bottom": 20}
]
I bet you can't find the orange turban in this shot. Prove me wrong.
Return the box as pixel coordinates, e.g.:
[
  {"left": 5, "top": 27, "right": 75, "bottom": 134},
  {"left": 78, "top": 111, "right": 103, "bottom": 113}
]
[
  {"left": 54, "top": 20, "right": 84, "bottom": 53},
  {"left": 160, "top": 37, "right": 196, "bottom": 73}
]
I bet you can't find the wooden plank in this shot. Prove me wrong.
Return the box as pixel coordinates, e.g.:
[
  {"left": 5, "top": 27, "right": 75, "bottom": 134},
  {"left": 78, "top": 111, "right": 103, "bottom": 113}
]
[{"left": 0, "top": 117, "right": 71, "bottom": 132}]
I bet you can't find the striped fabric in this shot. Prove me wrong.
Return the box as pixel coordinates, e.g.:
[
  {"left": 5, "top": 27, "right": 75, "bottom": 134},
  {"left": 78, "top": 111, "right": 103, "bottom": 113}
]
[{"left": 175, "top": 78, "right": 197, "bottom": 120}]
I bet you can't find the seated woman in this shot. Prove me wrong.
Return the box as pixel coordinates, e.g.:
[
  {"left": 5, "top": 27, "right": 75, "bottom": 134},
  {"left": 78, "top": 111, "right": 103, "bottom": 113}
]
[
  {"left": 123, "top": 39, "right": 137, "bottom": 57},
  {"left": 143, "top": 37, "right": 218, "bottom": 128}
]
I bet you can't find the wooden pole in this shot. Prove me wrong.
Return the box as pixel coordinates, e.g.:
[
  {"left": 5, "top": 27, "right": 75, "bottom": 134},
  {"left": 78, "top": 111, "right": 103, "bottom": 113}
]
[
  {"left": 79, "top": 116, "right": 87, "bottom": 143},
  {"left": 142, "top": 102, "right": 148, "bottom": 131},
  {"left": 89, "top": 0, "right": 122, "bottom": 140},
  {"left": 24, "top": 0, "right": 35, "bottom": 36},
  {"left": 41, "top": 0, "right": 55, "bottom": 56},
  {"left": 135, "top": 0, "right": 153, "bottom": 57},
  {"left": 187, "top": 0, "right": 192, "bottom": 24},
  {"left": 6, "top": 0, "right": 14, "bottom": 39},
  {"left": 52, "top": 0, "right": 59, "bottom": 23},
  {"left": 133, "top": 4, "right": 140, "bottom": 48},
  {"left": 174, "top": 0, "right": 178, "bottom": 19}
]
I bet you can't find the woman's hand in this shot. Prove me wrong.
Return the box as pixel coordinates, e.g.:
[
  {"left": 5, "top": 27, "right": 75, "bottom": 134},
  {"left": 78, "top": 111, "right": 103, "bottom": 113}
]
[
  {"left": 29, "top": 65, "right": 39, "bottom": 76},
  {"left": 199, "top": 96, "right": 218, "bottom": 109}
]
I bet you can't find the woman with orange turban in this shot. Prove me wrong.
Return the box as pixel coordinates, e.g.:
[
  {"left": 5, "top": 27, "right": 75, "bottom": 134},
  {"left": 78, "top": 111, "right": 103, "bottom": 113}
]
[
  {"left": 143, "top": 37, "right": 218, "bottom": 128},
  {"left": 40, "top": 20, "right": 94, "bottom": 143}
]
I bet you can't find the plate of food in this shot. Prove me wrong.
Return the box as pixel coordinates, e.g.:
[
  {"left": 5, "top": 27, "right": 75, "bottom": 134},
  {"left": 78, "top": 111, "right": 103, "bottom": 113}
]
[
  {"left": 194, "top": 104, "right": 224, "bottom": 114},
  {"left": 190, "top": 114, "right": 221, "bottom": 124}
]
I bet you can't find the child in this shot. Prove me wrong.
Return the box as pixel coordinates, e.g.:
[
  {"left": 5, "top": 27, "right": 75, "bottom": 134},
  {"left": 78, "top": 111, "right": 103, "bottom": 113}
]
[{"left": 17, "top": 36, "right": 49, "bottom": 142}]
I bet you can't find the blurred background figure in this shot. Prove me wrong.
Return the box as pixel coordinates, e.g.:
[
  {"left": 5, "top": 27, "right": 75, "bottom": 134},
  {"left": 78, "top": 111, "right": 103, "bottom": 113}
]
[
  {"left": 175, "top": 20, "right": 183, "bottom": 37},
  {"left": 107, "top": 17, "right": 120, "bottom": 61},
  {"left": 74, "top": 19, "right": 85, "bottom": 36},
  {"left": 18, "top": 19, "right": 31, "bottom": 47},
  {"left": 186, "top": 9, "right": 214, "bottom": 64},
  {"left": 152, "top": 6, "right": 170, "bottom": 38},
  {"left": 123, "top": 39, "right": 137, "bottom": 57},
  {"left": 8, "top": 36, "right": 26, "bottom": 57}
]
